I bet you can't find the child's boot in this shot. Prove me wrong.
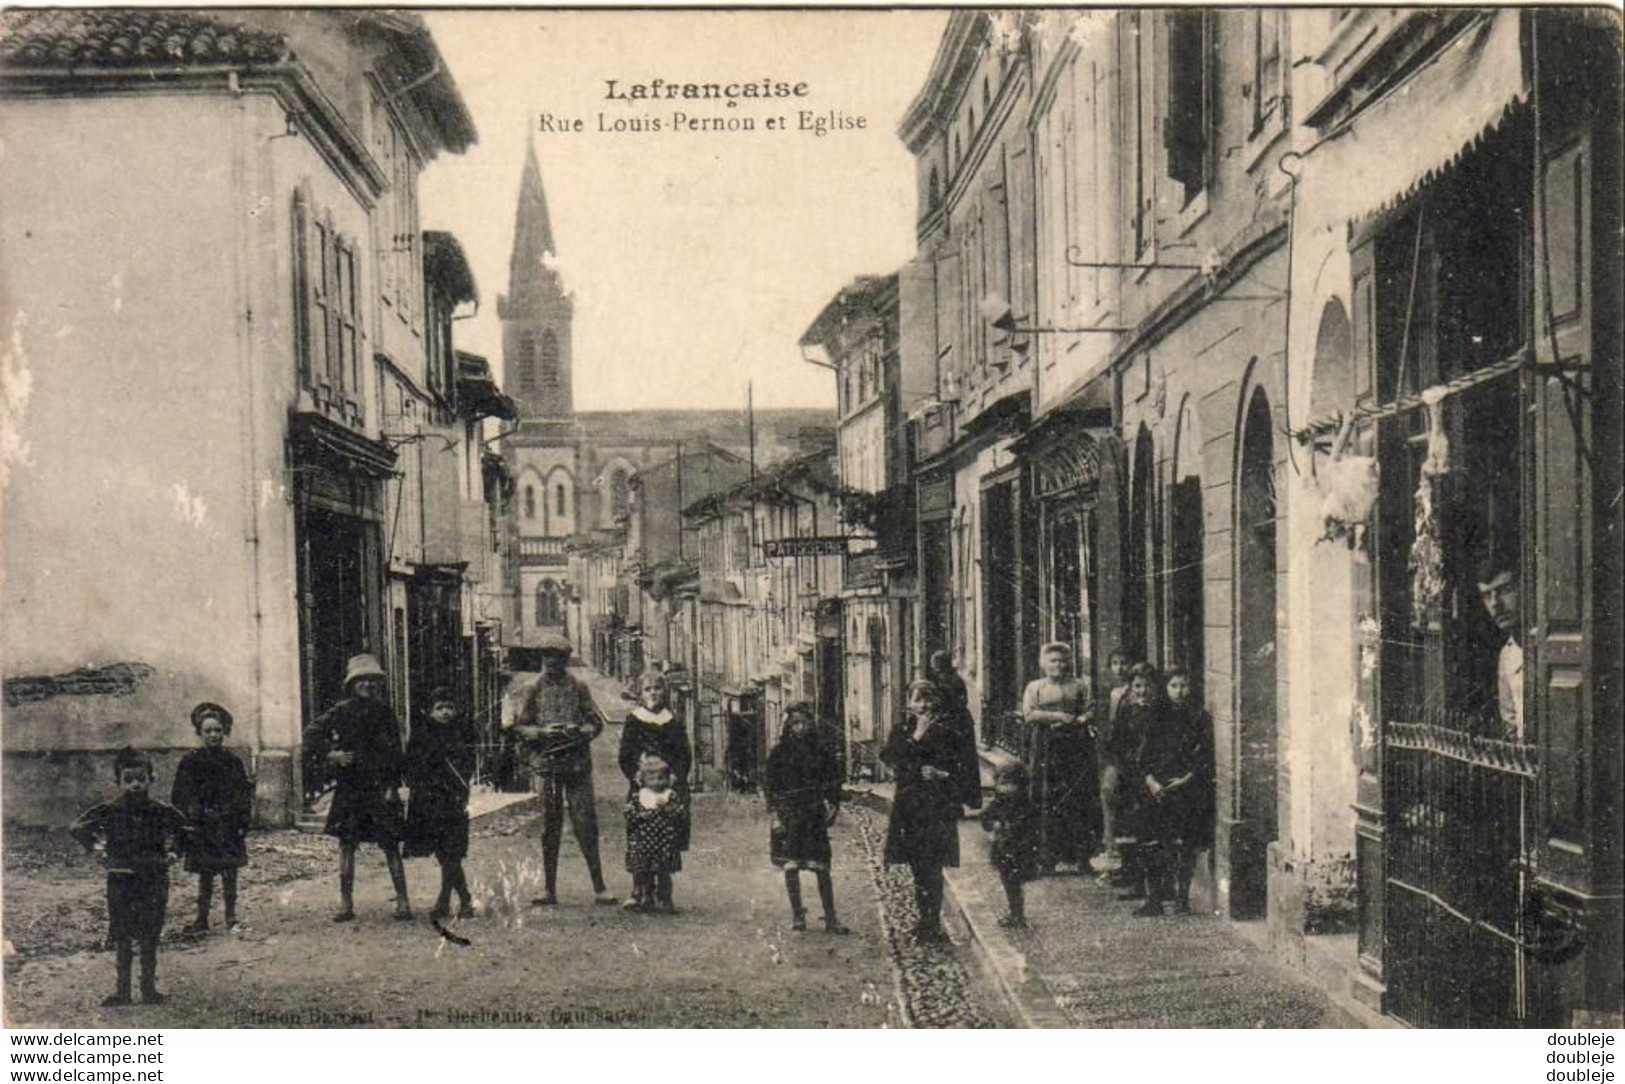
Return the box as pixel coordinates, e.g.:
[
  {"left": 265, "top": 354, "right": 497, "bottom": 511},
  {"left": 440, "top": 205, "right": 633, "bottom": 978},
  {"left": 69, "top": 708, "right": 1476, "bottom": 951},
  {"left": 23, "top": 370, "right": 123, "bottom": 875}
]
[
  {"left": 137, "top": 941, "right": 165, "bottom": 1005},
  {"left": 334, "top": 849, "right": 357, "bottom": 922},
  {"left": 104, "top": 942, "right": 134, "bottom": 1006},
  {"left": 385, "top": 847, "right": 413, "bottom": 920},
  {"left": 815, "top": 871, "right": 849, "bottom": 934},
  {"left": 784, "top": 870, "right": 806, "bottom": 930},
  {"left": 655, "top": 874, "right": 676, "bottom": 915},
  {"left": 183, "top": 875, "right": 211, "bottom": 936}
]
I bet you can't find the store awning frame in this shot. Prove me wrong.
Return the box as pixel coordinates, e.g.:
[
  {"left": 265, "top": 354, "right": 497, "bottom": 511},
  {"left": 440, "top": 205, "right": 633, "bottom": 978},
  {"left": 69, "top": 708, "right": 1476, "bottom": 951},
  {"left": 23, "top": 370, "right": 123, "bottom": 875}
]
[{"left": 1296, "top": 11, "right": 1529, "bottom": 234}]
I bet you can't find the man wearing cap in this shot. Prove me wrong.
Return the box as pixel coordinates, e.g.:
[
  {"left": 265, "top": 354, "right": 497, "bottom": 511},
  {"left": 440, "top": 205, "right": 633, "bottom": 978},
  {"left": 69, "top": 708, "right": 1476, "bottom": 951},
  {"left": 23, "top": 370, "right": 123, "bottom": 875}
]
[{"left": 512, "top": 634, "right": 617, "bottom": 906}]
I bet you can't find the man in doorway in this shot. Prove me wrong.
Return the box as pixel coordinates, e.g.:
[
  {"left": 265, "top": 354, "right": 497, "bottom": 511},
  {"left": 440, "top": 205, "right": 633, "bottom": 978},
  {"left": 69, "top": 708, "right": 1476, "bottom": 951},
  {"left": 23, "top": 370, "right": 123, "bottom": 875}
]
[
  {"left": 512, "top": 633, "right": 617, "bottom": 906},
  {"left": 1475, "top": 557, "right": 1523, "bottom": 742}
]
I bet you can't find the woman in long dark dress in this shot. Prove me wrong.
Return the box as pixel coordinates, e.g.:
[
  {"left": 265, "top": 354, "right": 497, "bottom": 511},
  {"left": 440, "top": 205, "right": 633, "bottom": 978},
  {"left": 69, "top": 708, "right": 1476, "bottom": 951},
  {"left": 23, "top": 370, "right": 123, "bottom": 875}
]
[
  {"left": 882, "top": 679, "right": 982, "bottom": 944},
  {"left": 302, "top": 653, "right": 412, "bottom": 922},
  {"left": 1137, "top": 667, "right": 1214, "bottom": 915},
  {"left": 765, "top": 701, "right": 849, "bottom": 934},
  {"left": 172, "top": 702, "right": 253, "bottom": 935},
  {"left": 618, "top": 672, "right": 691, "bottom": 905},
  {"left": 403, "top": 687, "right": 477, "bottom": 921}
]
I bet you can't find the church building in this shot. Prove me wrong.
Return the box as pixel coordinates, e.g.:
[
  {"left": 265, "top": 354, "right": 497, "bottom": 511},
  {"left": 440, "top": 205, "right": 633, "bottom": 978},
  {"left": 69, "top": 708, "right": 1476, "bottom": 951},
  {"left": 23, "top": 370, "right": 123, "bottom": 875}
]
[{"left": 497, "top": 141, "right": 833, "bottom": 655}]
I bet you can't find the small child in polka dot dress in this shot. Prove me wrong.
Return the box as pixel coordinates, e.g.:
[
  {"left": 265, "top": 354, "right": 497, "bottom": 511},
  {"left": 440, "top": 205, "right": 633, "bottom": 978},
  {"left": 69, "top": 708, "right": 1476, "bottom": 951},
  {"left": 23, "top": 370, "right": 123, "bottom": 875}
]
[{"left": 624, "top": 753, "right": 685, "bottom": 913}]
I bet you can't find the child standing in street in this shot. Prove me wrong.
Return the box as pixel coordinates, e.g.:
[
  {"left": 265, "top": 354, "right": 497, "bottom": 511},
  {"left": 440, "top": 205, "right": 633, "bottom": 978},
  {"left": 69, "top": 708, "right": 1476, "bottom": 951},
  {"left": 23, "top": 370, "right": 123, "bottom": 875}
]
[
  {"left": 303, "top": 653, "right": 413, "bottom": 922},
  {"left": 624, "top": 753, "right": 686, "bottom": 914},
  {"left": 981, "top": 761, "right": 1040, "bottom": 929},
  {"left": 171, "top": 702, "right": 253, "bottom": 936},
  {"left": 764, "top": 701, "right": 850, "bottom": 934},
  {"left": 70, "top": 747, "right": 190, "bottom": 1006},
  {"left": 403, "top": 687, "right": 477, "bottom": 922}
]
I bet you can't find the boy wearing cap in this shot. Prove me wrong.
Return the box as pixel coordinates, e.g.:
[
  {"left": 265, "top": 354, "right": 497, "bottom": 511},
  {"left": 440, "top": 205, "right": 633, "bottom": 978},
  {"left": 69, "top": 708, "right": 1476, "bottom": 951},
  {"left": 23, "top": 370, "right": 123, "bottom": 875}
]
[
  {"left": 70, "top": 747, "right": 191, "bottom": 1005},
  {"left": 303, "top": 653, "right": 413, "bottom": 922},
  {"left": 512, "top": 634, "right": 616, "bottom": 906}
]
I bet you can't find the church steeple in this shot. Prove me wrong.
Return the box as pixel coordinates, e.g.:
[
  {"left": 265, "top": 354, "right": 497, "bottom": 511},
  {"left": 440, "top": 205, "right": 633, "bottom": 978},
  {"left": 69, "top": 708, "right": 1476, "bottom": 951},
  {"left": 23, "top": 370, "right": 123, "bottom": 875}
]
[
  {"left": 498, "top": 136, "right": 574, "bottom": 421},
  {"left": 508, "top": 137, "right": 558, "bottom": 294}
]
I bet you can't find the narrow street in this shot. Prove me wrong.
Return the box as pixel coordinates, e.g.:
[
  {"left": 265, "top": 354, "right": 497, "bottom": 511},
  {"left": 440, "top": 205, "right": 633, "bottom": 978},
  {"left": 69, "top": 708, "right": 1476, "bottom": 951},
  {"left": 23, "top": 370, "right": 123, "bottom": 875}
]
[{"left": 2, "top": 668, "right": 1007, "bottom": 1029}]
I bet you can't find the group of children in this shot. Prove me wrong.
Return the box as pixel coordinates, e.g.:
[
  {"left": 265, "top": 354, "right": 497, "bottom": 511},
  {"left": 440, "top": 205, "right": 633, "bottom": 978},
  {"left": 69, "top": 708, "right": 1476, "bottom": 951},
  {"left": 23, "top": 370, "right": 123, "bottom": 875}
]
[
  {"left": 73, "top": 645, "right": 1211, "bottom": 1006},
  {"left": 68, "top": 657, "right": 864, "bottom": 1008},
  {"left": 980, "top": 647, "right": 1215, "bottom": 929},
  {"left": 69, "top": 657, "right": 485, "bottom": 1007}
]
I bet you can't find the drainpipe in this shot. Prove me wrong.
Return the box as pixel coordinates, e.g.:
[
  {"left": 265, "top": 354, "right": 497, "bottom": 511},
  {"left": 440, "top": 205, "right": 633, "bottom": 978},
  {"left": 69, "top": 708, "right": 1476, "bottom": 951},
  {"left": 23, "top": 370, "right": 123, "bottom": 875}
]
[{"left": 230, "top": 73, "right": 274, "bottom": 819}]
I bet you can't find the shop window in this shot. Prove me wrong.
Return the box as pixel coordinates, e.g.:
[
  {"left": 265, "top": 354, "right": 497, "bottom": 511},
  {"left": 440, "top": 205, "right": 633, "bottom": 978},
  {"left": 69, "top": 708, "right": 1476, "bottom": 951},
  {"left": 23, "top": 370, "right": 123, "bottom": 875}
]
[{"left": 1367, "top": 123, "right": 1530, "bottom": 736}]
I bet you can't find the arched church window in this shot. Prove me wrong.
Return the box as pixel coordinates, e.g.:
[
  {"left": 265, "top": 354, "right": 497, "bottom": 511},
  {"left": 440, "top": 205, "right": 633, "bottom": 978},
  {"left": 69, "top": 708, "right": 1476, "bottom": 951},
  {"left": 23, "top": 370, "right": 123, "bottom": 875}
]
[
  {"left": 536, "top": 579, "right": 562, "bottom": 626},
  {"left": 524, "top": 485, "right": 536, "bottom": 519},
  {"left": 556, "top": 483, "right": 567, "bottom": 517},
  {"left": 518, "top": 334, "right": 538, "bottom": 394},
  {"left": 610, "top": 470, "right": 631, "bottom": 522},
  {"left": 541, "top": 330, "right": 560, "bottom": 388}
]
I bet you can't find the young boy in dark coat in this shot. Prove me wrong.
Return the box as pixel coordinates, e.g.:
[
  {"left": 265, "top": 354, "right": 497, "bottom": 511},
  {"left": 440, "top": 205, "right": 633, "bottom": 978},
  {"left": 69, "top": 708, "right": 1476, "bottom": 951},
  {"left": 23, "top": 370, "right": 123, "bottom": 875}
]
[
  {"left": 764, "top": 701, "right": 849, "bottom": 934},
  {"left": 403, "top": 687, "right": 477, "bottom": 921},
  {"left": 303, "top": 653, "right": 412, "bottom": 922},
  {"left": 70, "top": 747, "right": 190, "bottom": 1006},
  {"left": 981, "top": 761, "right": 1041, "bottom": 929},
  {"left": 171, "top": 702, "right": 253, "bottom": 935}
]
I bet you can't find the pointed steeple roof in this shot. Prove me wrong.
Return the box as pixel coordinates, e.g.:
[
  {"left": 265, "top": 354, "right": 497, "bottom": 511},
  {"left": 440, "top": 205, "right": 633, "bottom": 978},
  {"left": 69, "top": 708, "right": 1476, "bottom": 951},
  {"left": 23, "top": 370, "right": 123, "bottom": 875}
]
[{"left": 507, "top": 137, "right": 558, "bottom": 297}]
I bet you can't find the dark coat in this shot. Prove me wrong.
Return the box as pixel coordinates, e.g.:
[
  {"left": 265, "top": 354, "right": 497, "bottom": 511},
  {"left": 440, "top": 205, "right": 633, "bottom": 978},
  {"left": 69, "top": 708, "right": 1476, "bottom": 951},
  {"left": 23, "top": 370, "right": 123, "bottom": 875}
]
[
  {"left": 765, "top": 728, "right": 843, "bottom": 868},
  {"left": 70, "top": 793, "right": 190, "bottom": 875},
  {"left": 403, "top": 717, "right": 476, "bottom": 861},
  {"left": 881, "top": 710, "right": 979, "bottom": 868},
  {"left": 619, "top": 707, "right": 692, "bottom": 851},
  {"left": 981, "top": 793, "right": 1041, "bottom": 883},
  {"left": 170, "top": 747, "right": 252, "bottom": 872},
  {"left": 1138, "top": 702, "right": 1214, "bottom": 844},
  {"left": 304, "top": 696, "right": 404, "bottom": 845}
]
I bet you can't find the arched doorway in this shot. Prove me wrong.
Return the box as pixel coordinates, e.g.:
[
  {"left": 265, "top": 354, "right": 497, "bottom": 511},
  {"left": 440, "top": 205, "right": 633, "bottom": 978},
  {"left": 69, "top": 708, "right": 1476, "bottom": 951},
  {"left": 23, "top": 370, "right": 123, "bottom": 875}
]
[
  {"left": 1234, "top": 386, "right": 1279, "bottom": 918},
  {"left": 1169, "top": 398, "right": 1205, "bottom": 693},
  {"left": 1126, "top": 426, "right": 1156, "bottom": 664}
]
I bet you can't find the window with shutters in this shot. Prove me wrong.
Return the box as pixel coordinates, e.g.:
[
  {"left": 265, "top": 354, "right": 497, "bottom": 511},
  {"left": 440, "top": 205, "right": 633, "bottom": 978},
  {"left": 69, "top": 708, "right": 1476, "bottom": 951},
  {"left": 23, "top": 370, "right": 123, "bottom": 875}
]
[
  {"left": 1247, "top": 10, "right": 1284, "bottom": 139},
  {"left": 293, "top": 186, "right": 364, "bottom": 426},
  {"left": 1123, "top": 12, "right": 1155, "bottom": 259},
  {"left": 1166, "top": 10, "right": 1215, "bottom": 208}
]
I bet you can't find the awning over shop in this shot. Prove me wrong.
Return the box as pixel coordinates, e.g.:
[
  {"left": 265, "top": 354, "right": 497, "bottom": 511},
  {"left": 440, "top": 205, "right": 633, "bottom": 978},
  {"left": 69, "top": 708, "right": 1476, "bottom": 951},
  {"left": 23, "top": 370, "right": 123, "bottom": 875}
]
[{"left": 1298, "top": 11, "right": 1528, "bottom": 233}]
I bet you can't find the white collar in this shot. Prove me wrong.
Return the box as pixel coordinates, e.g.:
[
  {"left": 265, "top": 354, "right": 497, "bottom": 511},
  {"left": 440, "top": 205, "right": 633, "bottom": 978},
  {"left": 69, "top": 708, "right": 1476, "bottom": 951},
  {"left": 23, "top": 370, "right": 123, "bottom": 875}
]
[{"left": 631, "top": 706, "right": 674, "bottom": 725}]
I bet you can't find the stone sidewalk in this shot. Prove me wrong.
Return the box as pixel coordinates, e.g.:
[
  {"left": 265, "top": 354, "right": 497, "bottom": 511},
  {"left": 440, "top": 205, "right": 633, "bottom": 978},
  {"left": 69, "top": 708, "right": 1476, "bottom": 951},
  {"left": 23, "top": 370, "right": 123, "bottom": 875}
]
[
  {"left": 853, "top": 777, "right": 1350, "bottom": 1028},
  {"left": 942, "top": 820, "right": 1343, "bottom": 1028}
]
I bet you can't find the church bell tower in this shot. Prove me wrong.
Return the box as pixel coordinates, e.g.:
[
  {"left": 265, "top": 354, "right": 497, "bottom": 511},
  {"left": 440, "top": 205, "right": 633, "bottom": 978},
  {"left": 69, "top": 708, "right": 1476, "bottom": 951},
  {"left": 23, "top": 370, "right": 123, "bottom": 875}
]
[{"left": 498, "top": 138, "right": 574, "bottom": 423}]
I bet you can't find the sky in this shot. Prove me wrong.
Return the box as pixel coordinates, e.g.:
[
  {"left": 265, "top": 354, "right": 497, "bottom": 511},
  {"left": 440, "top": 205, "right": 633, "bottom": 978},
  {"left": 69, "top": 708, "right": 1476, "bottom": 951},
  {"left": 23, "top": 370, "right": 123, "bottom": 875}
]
[{"left": 418, "top": 10, "right": 949, "bottom": 411}]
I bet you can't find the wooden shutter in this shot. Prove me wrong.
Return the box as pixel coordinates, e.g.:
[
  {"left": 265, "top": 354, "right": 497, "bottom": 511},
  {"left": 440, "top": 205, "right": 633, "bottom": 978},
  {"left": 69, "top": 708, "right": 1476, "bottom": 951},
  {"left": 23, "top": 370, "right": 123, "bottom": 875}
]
[
  {"left": 1528, "top": 134, "right": 1593, "bottom": 888},
  {"left": 291, "top": 187, "right": 312, "bottom": 388}
]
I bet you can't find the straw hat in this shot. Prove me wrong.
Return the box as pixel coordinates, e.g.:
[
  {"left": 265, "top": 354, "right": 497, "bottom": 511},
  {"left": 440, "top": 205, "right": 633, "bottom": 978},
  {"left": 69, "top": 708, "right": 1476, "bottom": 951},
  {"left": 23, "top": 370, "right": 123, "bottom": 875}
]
[{"left": 343, "top": 653, "right": 386, "bottom": 688}]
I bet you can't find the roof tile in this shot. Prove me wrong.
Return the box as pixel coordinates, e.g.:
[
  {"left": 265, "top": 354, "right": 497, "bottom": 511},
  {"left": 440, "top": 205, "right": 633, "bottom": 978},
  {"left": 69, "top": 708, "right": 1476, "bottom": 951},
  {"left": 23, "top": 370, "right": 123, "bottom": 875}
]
[{"left": 0, "top": 9, "right": 286, "bottom": 70}]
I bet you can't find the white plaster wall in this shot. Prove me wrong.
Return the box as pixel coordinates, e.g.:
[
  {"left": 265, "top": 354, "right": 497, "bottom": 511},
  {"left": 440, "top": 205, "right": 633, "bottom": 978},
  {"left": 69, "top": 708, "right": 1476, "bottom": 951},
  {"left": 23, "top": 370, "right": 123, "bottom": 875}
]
[
  {"left": 1282, "top": 222, "right": 1360, "bottom": 866},
  {"left": 1, "top": 94, "right": 263, "bottom": 754}
]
